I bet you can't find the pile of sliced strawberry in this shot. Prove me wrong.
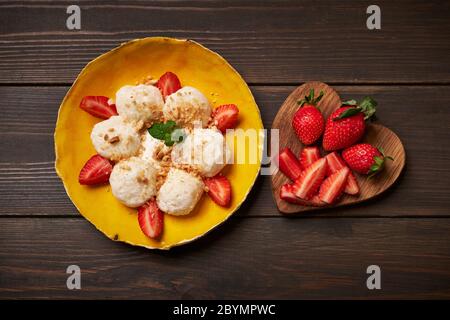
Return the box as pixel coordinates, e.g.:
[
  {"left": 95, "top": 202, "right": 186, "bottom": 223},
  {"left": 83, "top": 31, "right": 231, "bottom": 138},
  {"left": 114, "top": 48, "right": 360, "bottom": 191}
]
[
  {"left": 277, "top": 94, "right": 396, "bottom": 207},
  {"left": 278, "top": 147, "right": 357, "bottom": 206},
  {"left": 78, "top": 71, "right": 239, "bottom": 240}
]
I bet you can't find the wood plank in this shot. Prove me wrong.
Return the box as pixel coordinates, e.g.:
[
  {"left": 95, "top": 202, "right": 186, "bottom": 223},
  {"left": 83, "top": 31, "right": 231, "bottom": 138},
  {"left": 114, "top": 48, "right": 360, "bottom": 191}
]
[
  {"left": 0, "top": 85, "right": 449, "bottom": 216},
  {"left": 0, "top": 217, "right": 450, "bottom": 299},
  {"left": 0, "top": 0, "right": 449, "bottom": 84}
]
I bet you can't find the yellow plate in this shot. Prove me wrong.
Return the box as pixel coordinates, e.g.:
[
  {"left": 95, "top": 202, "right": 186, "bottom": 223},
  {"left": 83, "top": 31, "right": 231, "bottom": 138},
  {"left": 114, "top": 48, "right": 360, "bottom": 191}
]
[{"left": 55, "top": 37, "right": 263, "bottom": 249}]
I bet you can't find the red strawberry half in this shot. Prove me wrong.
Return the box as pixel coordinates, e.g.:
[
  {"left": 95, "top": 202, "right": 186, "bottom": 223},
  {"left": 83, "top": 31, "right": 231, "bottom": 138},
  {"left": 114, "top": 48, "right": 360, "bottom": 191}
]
[
  {"left": 325, "top": 152, "right": 360, "bottom": 195},
  {"left": 78, "top": 154, "right": 113, "bottom": 185},
  {"left": 212, "top": 104, "right": 239, "bottom": 133},
  {"left": 280, "top": 183, "right": 325, "bottom": 207},
  {"left": 319, "top": 167, "right": 350, "bottom": 204},
  {"left": 292, "top": 158, "right": 327, "bottom": 200},
  {"left": 277, "top": 147, "right": 302, "bottom": 181},
  {"left": 138, "top": 200, "right": 164, "bottom": 239},
  {"left": 292, "top": 89, "right": 325, "bottom": 145},
  {"left": 204, "top": 174, "right": 232, "bottom": 207},
  {"left": 322, "top": 97, "right": 377, "bottom": 151},
  {"left": 299, "top": 146, "right": 321, "bottom": 169},
  {"left": 342, "top": 143, "right": 393, "bottom": 176},
  {"left": 156, "top": 71, "right": 182, "bottom": 100},
  {"left": 80, "top": 96, "right": 118, "bottom": 119}
]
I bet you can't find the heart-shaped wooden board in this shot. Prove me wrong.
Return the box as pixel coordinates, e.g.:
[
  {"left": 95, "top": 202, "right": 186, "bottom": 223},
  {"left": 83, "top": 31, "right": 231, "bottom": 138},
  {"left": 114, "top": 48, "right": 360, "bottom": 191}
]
[{"left": 271, "top": 81, "right": 406, "bottom": 214}]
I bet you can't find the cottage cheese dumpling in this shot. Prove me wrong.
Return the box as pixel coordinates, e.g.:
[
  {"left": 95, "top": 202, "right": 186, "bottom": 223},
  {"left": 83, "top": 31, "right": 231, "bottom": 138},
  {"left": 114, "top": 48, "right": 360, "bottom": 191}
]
[
  {"left": 171, "top": 128, "right": 232, "bottom": 177},
  {"left": 163, "top": 86, "right": 211, "bottom": 127},
  {"left": 109, "top": 157, "right": 157, "bottom": 208},
  {"left": 116, "top": 84, "right": 163, "bottom": 123},
  {"left": 157, "top": 168, "right": 204, "bottom": 215},
  {"left": 90, "top": 116, "right": 140, "bottom": 161}
]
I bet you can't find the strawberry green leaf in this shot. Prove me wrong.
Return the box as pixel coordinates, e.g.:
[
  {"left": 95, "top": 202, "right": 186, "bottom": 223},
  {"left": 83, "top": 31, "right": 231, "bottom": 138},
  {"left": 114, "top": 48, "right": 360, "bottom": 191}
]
[
  {"left": 359, "top": 97, "right": 377, "bottom": 120},
  {"left": 377, "top": 147, "right": 394, "bottom": 162},
  {"left": 374, "top": 156, "right": 384, "bottom": 166},
  {"left": 342, "top": 99, "right": 358, "bottom": 106},
  {"left": 334, "top": 107, "right": 361, "bottom": 120},
  {"left": 297, "top": 89, "right": 323, "bottom": 107},
  {"left": 314, "top": 90, "right": 324, "bottom": 104},
  {"left": 308, "top": 89, "right": 314, "bottom": 101}
]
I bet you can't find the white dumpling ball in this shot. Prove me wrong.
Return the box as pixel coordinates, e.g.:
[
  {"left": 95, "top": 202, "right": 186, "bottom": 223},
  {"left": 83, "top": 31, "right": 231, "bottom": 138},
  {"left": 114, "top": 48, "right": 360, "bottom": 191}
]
[
  {"left": 109, "top": 157, "right": 158, "bottom": 208},
  {"left": 163, "top": 86, "right": 211, "bottom": 128},
  {"left": 115, "top": 84, "right": 164, "bottom": 124},
  {"left": 90, "top": 116, "right": 141, "bottom": 161}
]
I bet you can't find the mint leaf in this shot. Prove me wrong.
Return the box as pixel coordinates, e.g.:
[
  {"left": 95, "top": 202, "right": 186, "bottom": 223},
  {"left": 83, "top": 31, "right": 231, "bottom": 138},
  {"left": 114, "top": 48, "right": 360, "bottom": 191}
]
[
  {"left": 164, "top": 120, "right": 177, "bottom": 131},
  {"left": 148, "top": 121, "right": 184, "bottom": 146},
  {"left": 149, "top": 123, "right": 167, "bottom": 140}
]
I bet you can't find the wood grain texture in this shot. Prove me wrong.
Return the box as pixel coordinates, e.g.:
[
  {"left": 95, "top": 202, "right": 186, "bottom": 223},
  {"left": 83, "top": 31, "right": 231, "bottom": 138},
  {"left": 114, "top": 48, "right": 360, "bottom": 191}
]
[
  {"left": 1, "top": 217, "right": 450, "bottom": 299},
  {"left": 272, "top": 82, "right": 405, "bottom": 213},
  {"left": 0, "top": 0, "right": 449, "bottom": 84},
  {"left": 0, "top": 85, "right": 449, "bottom": 217}
]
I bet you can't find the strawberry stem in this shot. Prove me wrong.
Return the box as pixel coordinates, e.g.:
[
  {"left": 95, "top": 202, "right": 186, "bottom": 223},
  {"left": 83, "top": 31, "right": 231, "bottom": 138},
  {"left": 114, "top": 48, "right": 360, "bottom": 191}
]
[
  {"left": 368, "top": 148, "right": 393, "bottom": 178},
  {"left": 334, "top": 96, "right": 377, "bottom": 121},
  {"left": 297, "top": 89, "right": 324, "bottom": 107}
]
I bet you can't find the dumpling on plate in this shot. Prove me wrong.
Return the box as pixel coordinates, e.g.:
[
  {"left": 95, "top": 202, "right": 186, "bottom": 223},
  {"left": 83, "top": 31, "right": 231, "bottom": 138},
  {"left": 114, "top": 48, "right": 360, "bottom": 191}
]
[
  {"left": 157, "top": 168, "right": 204, "bottom": 215},
  {"left": 171, "top": 128, "right": 232, "bottom": 177},
  {"left": 90, "top": 115, "right": 141, "bottom": 161},
  {"left": 109, "top": 157, "right": 158, "bottom": 208},
  {"left": 115, "top": 84, "right": 164, "bottom": 124},
  {"left": 163, "top": 86, "right": 211, "bottom": 128}
]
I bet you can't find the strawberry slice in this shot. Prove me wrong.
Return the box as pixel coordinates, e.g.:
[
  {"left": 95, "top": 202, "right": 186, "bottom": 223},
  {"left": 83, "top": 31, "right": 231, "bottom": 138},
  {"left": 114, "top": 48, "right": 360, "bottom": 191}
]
[
  {"left": 204, "top": 174, "right": 232, "bottom": 207},
  {"left": 277, "top": 147, "right": 302, "bottom": 181},
  {"left": 280, "top": 183, "right": 325, "bottom": 207},
  {"left": 78, "top": 154, "right": 113, "bottom": 185},
  {"left": 292, "top": 158, "right": 327, "bottom": 200},
  {"left": 80, "top": 96, "right": 118, "bottom": 119},
  {"left": 280, "top": 183, "right": 307, "bottom": 205},
  {"left": 212, "top": 104, "right": 239, "bottom": 133},
  {"left": 325, "top": 152, "right": 360, "bottom": 195},
  {"left": 299, "top": 146, "right": 321, "bottom": 169},
  {"left": 138, "top": 200, "right": 164, "bottom": 239},
  {"left": 309, "top": 195, "right": 326, "bottom": 207},
  {"left": 319, "top": 167, "right": 350, "bottom": 204},
  {"left": 156, "top": 71, "right": 182, "bottom": 100}
]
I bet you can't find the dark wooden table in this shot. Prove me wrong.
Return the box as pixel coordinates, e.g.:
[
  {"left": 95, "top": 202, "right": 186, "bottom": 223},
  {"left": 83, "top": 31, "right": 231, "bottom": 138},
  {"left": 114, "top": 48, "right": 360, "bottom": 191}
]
[{"left": 1, "top": 0, "right": 449, "bottom": 299}]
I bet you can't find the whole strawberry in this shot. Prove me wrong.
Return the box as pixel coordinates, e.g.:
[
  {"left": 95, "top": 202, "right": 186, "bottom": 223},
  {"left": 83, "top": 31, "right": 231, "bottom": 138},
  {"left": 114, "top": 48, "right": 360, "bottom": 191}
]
[
  {"left": 322, "top": 97, "right": 377, "bottom": 151},
  {"left": 342, "top": 143, "right": 393, "bottom": 177},
  {"left": 292, "top": 89, "right": 325, "bottom": 145}
]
